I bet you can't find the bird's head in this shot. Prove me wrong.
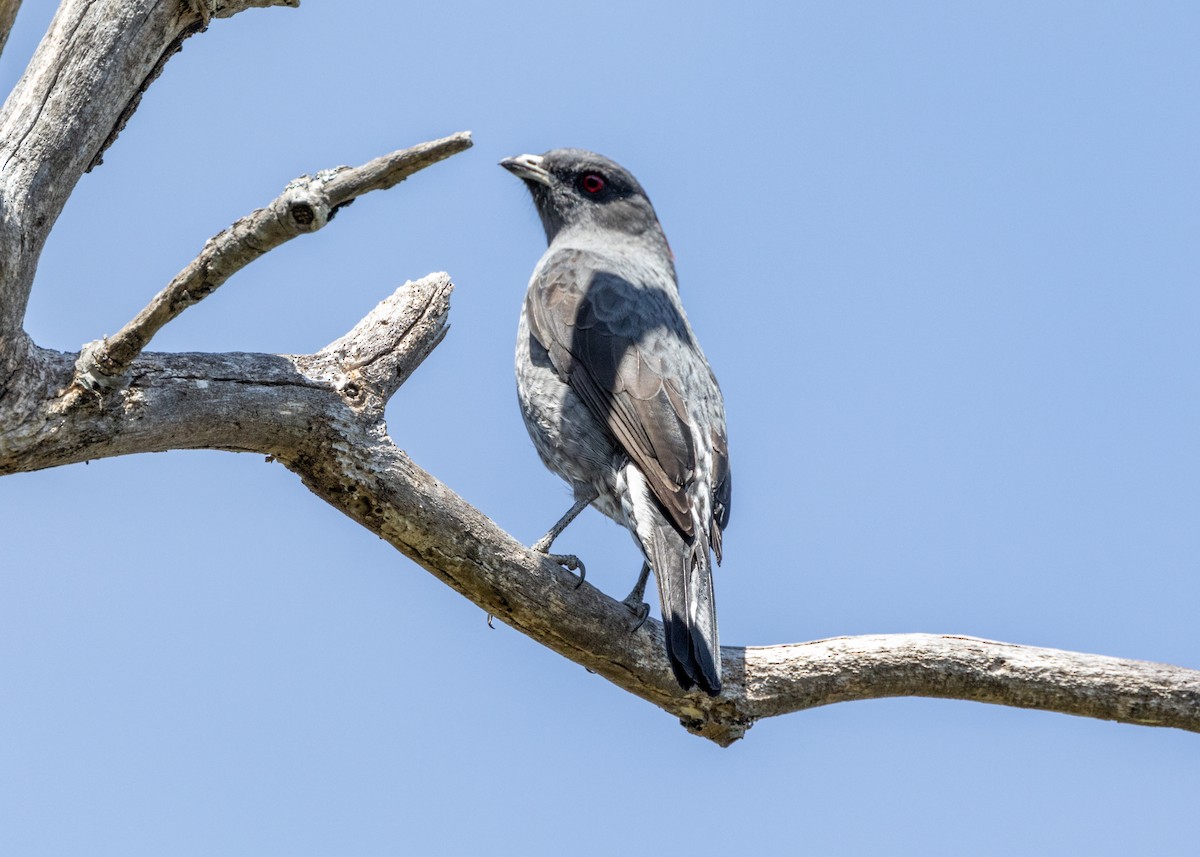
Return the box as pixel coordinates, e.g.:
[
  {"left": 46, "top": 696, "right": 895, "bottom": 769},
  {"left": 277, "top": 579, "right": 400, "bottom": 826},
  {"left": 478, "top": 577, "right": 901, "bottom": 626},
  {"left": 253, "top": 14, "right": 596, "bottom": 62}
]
[{"left": 500, "top": 148, "right": 664, "bottom": 246}]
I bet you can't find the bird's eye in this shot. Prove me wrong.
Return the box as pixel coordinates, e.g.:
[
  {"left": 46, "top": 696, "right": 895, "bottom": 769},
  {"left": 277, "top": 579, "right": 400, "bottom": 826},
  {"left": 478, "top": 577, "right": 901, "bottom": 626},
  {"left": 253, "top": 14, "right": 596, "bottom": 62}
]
[{"left": 579, "top": 173, "right": 606, "bottom": 195}]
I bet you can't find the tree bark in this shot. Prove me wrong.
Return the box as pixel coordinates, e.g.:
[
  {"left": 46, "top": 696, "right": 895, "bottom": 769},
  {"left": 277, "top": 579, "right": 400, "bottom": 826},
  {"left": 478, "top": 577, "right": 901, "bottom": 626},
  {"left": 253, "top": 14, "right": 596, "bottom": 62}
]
[
  {"left": 1, "top": 0, "right": 1197, "bottom": 747},
  {"left": 0, "top": 0, "right": 22, "bottom": 58}
]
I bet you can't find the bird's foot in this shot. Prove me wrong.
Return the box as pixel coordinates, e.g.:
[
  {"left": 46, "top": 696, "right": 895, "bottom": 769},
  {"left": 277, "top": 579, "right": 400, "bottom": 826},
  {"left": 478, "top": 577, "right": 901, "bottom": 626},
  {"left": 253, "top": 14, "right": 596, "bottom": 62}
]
[
  {"left": 540, "top": 551, "right": 586, "bottom": 589},
  {"left": 620, "top": 561, "right": 652, "bottom": 631},
  {"left": 622, "top": 596, "right": 650, "bottom": 632}
]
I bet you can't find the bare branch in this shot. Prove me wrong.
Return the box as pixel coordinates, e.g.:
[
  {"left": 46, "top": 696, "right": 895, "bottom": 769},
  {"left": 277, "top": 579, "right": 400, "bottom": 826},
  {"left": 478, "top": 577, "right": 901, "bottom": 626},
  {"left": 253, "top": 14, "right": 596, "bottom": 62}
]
[
  {"left": 0, "top": 0, "right": 21, "bottom": 59},
  {"left": 275, "top": 443, "right": 1200, "bottom": 747},
  {"left": 0, "top": 0, "right": 299, "bottom": 343},
  {"left": 0, "top": 273, "right": 453, "bottom": 472},
  {"left": 0, "top": 0, "right": 1193, "bottom": 753},
  {"left": 4, "top": 266, "right": 1198, "bottom": 746},
  {"left": 319, "top": 139, "right": 474, "bottom": 206},
  {"left": 73, "top": 132, "right": 472, "bottom": 391},
  {"left": 306, "top": 275, "right": 453, "bottom": 409},
  {"left": 721, "top": 635, "right": 1200, "bottom": 746}
]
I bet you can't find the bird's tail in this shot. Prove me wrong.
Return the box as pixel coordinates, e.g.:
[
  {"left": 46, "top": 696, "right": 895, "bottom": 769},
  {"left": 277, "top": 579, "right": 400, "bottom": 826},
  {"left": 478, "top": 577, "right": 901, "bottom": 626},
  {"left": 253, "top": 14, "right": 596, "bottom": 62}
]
[{"left": 647, "top": 510, "right": 721, "bottom": 696}]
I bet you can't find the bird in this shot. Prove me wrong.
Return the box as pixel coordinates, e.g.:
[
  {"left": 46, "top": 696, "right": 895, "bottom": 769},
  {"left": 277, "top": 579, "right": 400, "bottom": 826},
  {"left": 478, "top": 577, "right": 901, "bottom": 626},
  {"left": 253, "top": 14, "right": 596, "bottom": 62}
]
[{"left": 501, "top": 148, "right": 731, "bottom": 696}]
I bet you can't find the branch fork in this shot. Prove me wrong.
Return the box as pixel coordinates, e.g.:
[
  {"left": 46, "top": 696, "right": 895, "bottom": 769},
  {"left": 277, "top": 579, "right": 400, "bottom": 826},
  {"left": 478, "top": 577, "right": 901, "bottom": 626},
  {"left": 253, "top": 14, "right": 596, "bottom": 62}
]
[
  {"left": 71, "top": 132, "right": 471, "bottom": 392},
  {"left": 1, "top": 0, "right": 1197, "bottom": 748}
]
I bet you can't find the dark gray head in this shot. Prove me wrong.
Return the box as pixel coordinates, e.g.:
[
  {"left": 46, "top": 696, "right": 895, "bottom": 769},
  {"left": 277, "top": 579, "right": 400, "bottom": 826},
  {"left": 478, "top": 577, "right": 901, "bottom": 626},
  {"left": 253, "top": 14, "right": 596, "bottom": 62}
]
[{"left": 500, "top": 148, "right": 666, "bottom": 246}]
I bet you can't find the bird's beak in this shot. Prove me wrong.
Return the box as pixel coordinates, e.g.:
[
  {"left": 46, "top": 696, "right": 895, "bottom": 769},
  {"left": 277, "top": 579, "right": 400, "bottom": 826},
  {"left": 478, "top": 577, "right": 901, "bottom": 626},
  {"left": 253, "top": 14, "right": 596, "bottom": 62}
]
[{"left": 500, "top": 153, "right": 551, "bottom": 186}]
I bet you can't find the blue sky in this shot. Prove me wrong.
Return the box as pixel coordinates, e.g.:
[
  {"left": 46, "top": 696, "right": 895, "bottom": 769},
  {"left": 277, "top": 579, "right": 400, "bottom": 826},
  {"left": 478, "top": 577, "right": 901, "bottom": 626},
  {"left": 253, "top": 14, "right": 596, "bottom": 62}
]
[{"left": 3, "top": 1, "right": 1199, "bottom": 853}]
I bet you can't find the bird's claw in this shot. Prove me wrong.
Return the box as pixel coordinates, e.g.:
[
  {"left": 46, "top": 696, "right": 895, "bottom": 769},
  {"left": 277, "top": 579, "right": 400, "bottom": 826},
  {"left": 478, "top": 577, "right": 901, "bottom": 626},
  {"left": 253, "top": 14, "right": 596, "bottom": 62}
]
[
  {"left": 544, "top": 552, "right": 586, "bottom": 588},
  {"left": 623, "top": 598, "right": 650, "bottom": 632},
  {"left": 619, "top": 561, "right": 652, "bottom": 630}
]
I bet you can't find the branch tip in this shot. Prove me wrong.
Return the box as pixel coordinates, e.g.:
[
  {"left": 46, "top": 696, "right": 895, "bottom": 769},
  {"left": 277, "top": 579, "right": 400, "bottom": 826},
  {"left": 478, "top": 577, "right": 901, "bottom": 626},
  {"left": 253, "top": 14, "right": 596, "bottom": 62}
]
[
  {"left": 73, "top": 134, "right": 471, "bottom": 389},
  {"left": 313, "top": 272, "right": 454, "bottom": 407}
]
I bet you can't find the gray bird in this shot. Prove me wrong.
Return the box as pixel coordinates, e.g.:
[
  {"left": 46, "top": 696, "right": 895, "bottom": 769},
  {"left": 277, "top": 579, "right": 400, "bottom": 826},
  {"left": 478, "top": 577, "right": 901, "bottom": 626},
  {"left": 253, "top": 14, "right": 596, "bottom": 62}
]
[{"left": 501, "top": 148, "right": 731, "bottom": 695}]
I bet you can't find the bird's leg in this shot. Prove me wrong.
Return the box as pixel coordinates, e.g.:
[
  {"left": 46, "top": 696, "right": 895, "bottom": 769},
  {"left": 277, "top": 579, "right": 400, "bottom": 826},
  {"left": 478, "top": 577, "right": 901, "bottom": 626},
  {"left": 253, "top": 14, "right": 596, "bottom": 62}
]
[
  {"left": 532, "top": 490, "right": 594, "bottom": 552},
  {"left": 621, "top": 561, "right": 652, "bottom": 631},
  {"left": 531, "top": 488, "right": 596, "bottom": 588}
]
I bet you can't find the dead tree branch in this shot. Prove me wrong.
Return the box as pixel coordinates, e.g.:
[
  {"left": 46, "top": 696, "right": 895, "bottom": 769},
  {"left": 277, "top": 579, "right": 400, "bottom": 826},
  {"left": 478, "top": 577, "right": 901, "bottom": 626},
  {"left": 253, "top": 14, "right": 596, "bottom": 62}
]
[
  {"left": 0, "top": 0, "right": 300, "bottom": 368},
  {"left": 9, "top": 269, "right": 1198, "bottom": 747},
  {"left": 0, "top": 0, "right": 21, "bottom": 58},
  {"left": 74, "top": 132, "right": 472, "bottom": 390},
  {"left": 0, "top": 0, "right": 1196, "bottom": 748}
]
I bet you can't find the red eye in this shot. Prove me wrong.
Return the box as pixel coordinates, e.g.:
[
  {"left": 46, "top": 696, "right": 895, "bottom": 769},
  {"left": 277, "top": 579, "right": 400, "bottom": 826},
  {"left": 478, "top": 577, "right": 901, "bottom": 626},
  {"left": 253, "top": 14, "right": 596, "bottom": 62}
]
[{"left": 580, "top": 173, "right": 605, "bottom": 194}]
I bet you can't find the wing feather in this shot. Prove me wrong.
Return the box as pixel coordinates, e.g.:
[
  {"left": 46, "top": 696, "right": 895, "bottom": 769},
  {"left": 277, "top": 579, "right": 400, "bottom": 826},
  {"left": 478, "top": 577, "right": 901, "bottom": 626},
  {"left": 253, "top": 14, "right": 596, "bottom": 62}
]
[{"left": 525, "top": 250, "right": 701, "bottom": 537}]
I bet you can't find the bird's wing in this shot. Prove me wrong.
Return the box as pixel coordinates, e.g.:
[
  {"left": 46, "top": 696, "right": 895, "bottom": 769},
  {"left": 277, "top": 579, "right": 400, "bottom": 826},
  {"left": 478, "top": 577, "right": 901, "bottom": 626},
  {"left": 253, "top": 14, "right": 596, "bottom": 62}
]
[
  {"left": 709, "top": 418, "right": 732, "bottom": 564},
  {"left": 525, "top": 248, "right": 706, "bottom": 538}
]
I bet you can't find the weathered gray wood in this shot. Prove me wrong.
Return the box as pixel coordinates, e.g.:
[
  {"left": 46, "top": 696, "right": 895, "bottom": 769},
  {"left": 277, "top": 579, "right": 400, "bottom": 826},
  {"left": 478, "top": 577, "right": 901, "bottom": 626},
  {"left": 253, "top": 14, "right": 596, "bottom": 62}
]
[
  {"left": 0, "top": 0, "right": 298, "bottom": 371},
  {"left": 0, "top": 0, "right": 21, "bottom": 58},
  {"left": 1, "top": 0, "right": 1198, "bottom": 747},
  {"left": 75, "top": 132, "right": 472, "bottom": 389},
  {"left": 5, "top": 272, "right": 1198, "bottom": 747}
]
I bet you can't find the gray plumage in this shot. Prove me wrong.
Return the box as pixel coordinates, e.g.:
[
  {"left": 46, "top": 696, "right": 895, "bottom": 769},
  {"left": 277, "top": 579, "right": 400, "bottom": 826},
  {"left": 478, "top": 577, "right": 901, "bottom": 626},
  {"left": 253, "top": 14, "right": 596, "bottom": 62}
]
[{"left": 501, "top": 149, "right": 731, "bottom": 695}]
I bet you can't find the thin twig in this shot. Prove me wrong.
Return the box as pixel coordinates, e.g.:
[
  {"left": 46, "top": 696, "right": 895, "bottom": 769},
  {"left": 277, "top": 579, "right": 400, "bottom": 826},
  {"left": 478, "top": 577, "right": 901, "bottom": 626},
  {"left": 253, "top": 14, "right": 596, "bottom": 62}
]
[{"left": 73, "top": 132, "right": 472, "bottom": 390}]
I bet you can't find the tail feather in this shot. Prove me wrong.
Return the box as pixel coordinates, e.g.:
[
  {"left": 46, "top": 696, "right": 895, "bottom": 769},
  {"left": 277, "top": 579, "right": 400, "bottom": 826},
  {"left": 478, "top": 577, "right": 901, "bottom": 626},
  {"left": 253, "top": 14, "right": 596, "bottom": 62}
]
[{"left": 647, "top": 511, "right": 721, "bottom": 696}]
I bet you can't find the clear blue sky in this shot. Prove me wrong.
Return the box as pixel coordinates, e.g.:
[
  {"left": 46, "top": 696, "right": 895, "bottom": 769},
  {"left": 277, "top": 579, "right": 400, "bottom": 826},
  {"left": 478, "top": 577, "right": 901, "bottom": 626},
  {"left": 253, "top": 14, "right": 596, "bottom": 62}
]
[{"left": 3, "top": 2, "right": 1199, "bottom": 853}]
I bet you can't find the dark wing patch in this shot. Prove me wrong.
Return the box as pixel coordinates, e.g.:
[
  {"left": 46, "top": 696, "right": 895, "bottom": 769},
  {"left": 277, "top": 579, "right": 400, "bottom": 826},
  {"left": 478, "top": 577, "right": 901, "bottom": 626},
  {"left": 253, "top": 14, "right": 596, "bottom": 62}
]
[
  {"left": 709, "top": 425, "right": 731, "bottom": 565},
  {"left": 526, "top": 250, "right": 699, "bottom": 537}
]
